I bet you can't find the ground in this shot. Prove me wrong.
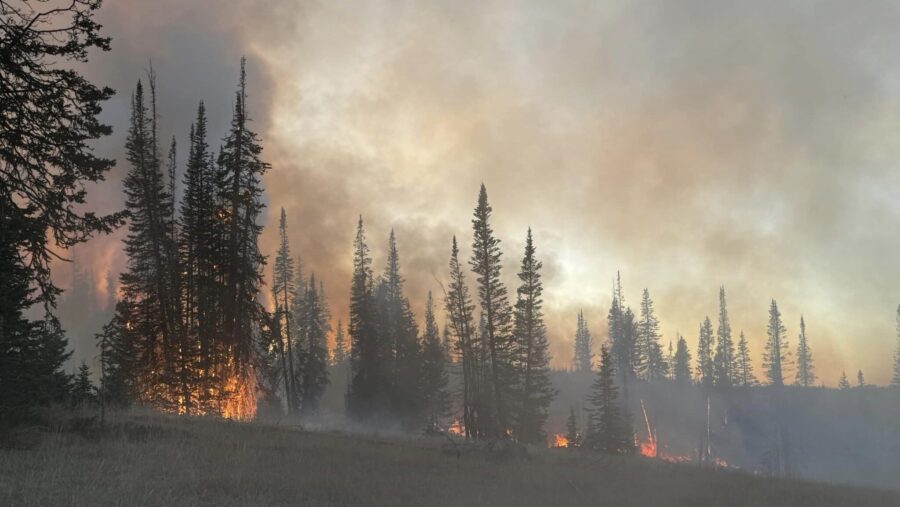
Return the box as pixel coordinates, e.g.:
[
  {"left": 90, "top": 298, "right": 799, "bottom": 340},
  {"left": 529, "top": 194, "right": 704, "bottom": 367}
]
[{"left": 1, "top": 411, "right": 898, "bottom": 507}]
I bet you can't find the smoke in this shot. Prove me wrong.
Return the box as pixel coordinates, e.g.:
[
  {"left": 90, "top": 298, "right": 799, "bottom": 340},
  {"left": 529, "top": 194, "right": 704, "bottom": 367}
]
[{"left": 55, "top": 0, "right": 900, "bottom": 382}]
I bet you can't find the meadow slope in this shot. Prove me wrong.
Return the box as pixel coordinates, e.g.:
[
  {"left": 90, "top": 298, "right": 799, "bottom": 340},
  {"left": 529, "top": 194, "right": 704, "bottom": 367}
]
[{"left": 1, "top": 412, "right": 898, "bottom": 507}]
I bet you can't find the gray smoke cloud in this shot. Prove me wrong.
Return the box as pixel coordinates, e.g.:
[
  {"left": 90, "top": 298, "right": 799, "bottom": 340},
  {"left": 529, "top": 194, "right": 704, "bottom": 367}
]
[{"left": 57, "top": 0, "right": 900, "bottom": 383}]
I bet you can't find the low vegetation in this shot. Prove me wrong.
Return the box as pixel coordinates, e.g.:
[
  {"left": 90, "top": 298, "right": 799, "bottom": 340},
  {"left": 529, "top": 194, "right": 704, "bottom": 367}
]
[{"left": 2, "top": 411, "right": 898, "bottom": 507}]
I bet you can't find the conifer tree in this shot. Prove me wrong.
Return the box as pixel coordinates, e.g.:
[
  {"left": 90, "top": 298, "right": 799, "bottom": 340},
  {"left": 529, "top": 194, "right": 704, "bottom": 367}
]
[
  {"left": 586, "top": 345, "right": 634, "bottom": 454},
  {"left": 119, "top": 78, "right": 179, "bottom": 408},
  {"left": 713, "top": 287, "right": 736, "bottom": 387},
  {"left": 441, "top": 323, "right": 454, "bottom": 363},
  {"left": 298, "top": 274, "right": 330, "bottom": 415},
  {"left": 1, "top": 214, "right": 71, "bottom": 422},
  {"left": 638, "top": 288, "right": 667, "bottom": 382},
  {"left": 96, "top": 309, "right": 133, "bottom": 407},
  {"left": 735, "top": 331, "right": 758, "bottom": 386},
  {"left": 71, "top": 362, "right": 96, "bottom": 406},
  {"left": 856, "top": 370, "right": 865, "bottom": 388},
  {"left": 422, "top": 292, "right": 450, "bottom": 429},
  {"left": 217, "top": 57, "right": 268, "bottom": 371},
  {"left": 512, "top": 229, "right": 556, "bottom": 443},
  {"left": 1, "top": 0, "right": 124, "bottom": 310},
  {"left": 794, "top": 316, "right": 816, "bottom": 387},
  {"left": 763, "top": 300, "right": 790, "bottom": 386},
  {"left": 673, "top": 335, "right": 693, "bottom": 385},
  {"left": 572, "top": 310, "right": 594, "bottom": 372},
  {"left": 375, "top": 230, "right": 424, "bottom": 424},
  {"left": 347, "top": 216, "right": 385, "bottom": 418},
  {"left": 272, "top": 208, "right": 298, "bottom": 412},
  {"left": 333, "top": 320, "right": 347, "bottom": 364},
  {"left": 178, "top": 102, "right": 219, "bottom": 411},
  {"left": 838, "top": 371, "right": 850, "bottom": 390},
  {"left": 469, "top": 185, "right": 516, "bottom": 437},
  {"left": 444, "top": 236, "right": 481, "bottom": 437},
  {"left": 696, "top": 317, "right": 715, "bottom": 387},
  {"left": 892, "top": 305, "right": 900, "bottom": 388},
  {"left": 565, "top": 406, "right": 579, "bottom": 449}
]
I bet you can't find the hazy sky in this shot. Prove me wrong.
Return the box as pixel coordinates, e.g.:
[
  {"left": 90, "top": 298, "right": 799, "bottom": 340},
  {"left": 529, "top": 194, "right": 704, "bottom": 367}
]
[{"left": 56, "top": 0, "right": 900, "bottom": 384}]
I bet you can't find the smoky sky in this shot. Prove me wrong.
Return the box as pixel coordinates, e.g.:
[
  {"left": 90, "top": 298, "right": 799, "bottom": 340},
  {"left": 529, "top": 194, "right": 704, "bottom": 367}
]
[{"left": 56, "top": 0, "right": 900, "bottom": 383}]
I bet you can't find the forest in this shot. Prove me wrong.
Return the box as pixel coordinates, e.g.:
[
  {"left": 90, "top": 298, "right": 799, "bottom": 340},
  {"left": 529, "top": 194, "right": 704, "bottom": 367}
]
[{"left": 2, "top": 1, "right": 900, "bottom": 505}]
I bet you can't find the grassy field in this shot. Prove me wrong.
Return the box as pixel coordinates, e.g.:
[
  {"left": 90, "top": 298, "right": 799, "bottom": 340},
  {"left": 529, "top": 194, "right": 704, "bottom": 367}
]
[{"left": 1, "top": 412, "right": 898, "bottom": 507}]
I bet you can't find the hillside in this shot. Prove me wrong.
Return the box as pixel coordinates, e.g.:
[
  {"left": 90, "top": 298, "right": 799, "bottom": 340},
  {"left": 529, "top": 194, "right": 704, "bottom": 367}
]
[{"left": 2, "top": 412, "right": 898, "bottom": 507}]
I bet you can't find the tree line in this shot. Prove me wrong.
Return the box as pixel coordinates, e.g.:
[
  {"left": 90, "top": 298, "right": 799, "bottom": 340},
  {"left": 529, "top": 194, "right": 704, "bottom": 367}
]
[{"left": 3, "top": 2, "right": 900, "bottom": 451}]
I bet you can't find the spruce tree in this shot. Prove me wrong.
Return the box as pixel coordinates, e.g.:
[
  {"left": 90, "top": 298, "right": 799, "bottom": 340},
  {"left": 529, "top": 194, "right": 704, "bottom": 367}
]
[
  {"left": 217, "top": 57, "right": 268, "bottom": 372},
  {"left": 673, "top": 335, "right": 693, "bottom": 385},
  {"left": 0, "top": 227, "right": 73, "bottom": 423},
  {"left": 838, "top": 371, "right": 850, "bottom": 390},
  {"left": 376, "top": 230, "right": 424, "bottom": 424},
  {"left": 119, "top": 79, "right": 179, "bottom": 408},
  {"left": 469, "top": 185, "right": 516, "bottom": 437},
  {"left": 696, "top": 317, "right": 715, "bottom": 387},
  {"left": 333, "top": 320, "right": 347, "bottom": 364},
  {"left": 422, "top": 291, "right": 450, "bottom": 429},
  {"left": 299, "top": 274, "right": 330, "bottom": 415},
  {"left": 638, "top": 288, "right": 667, "bottom": 382},
  {"left": 763, "top": 300, "right": 790, "bottom": 386},
  {"left": 856, "top": 370, "right": 865, "bottom": 388},
  {"left": 572, "top": 310, "right": 594, "bottom": 372},
  {"left": 512, "top": 229, "right": 556, "bottom": 443},
  {"left": 71, "top": 362, "right": 96, "bottom": 406},
  {"left": 96, "top": 309, "right": 134, "bottom": 408},
  {"left": 0, "top": 0, "right": 124, "bottom": 309},
  {"left": 565, "top": 406, "right": 579, "bottom": 449},
  {"left": 272, "top": 208, "right": 298, "bottom": 412},
  {"left": 441, "top": 323, "right": 454, "bottom": 363},
  {"left": 794, "top": 316, "right": 816, "bottom": 387},
  {"left": 586, "top": 345, "right": 634, "bottom": 454},
  {"left": 347, "top": 216, "right": 384, "bottom": 418},
  {"left": 735, "top": 331, "right": 758, "bottom": 386},
  {"left": 444, "top": 236, "right": 481, "bottom": 438},
  {"left": 713, "top": 287, "right": 736, "bottom": 387}
]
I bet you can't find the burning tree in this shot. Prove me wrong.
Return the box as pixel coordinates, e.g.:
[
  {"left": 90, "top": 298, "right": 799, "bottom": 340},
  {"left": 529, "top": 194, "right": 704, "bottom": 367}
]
[{"left": 110, "top": 60, "right": 268, "bottom": 420}]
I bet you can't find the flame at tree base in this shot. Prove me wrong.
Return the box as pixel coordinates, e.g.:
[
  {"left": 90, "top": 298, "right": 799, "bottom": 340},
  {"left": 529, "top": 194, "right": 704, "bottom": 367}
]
[
  {"left": 220, "top": 367, "right": 258, "bottom": 421},
  {"left": 552, "top": 434, "right": 570, "bottom": 448}
]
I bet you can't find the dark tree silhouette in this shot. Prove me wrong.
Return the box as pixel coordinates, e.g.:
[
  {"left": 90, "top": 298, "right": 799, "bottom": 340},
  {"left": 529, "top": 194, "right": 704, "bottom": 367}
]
[
  {"left": 572, "top": 310, "right": 594, "bottom": 373},
  {"left": 512, "top": 228, "right": 556, "bottom": 444},
  {"left": 586, "top": 345, "right": 634, "bottom": 454}
]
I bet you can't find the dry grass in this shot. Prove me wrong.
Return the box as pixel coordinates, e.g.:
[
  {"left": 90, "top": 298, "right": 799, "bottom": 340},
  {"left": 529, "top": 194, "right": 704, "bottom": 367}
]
[{"left": 1, "top": 411, "right": 898, "bottom": 507}]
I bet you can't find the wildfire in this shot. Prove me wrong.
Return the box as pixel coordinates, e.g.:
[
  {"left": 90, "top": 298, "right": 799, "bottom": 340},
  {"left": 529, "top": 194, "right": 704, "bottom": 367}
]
[
  {"left": 220, "top": 368, "right": 258, "bottom": 421},
  {"left": 447, "top": 419, "right": 464, "bottom": 436},
  {"left": 638, "top": 435, "right": 657, "bottom": 458},
  {"left": 552, "top": 434, "right": 570, "bottom": 448}
]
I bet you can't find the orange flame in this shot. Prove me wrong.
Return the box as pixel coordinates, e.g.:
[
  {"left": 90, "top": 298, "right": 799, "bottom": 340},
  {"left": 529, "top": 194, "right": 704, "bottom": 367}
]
[
  {"left": 552, "top": 434, "right": 570, "bottom": 448},
  {"left": 639, "top": 435, "right": 657, "bottom": 458},
  {"left": 447, "top": 419, "right": 464, "bottom": 436}
]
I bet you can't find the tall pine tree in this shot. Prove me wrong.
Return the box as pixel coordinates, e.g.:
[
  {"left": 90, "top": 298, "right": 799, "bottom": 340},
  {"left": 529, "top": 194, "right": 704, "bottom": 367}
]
[
  {"left": 512, "top": 229, "right": 556, "bottom": 443},
  {"left": 696, "top": 317, "right": 715, "bottom": 387},
  {"left": 470, "top": 185, "right": 516, "bottom": 437},
  {"left": 673, "top": 335, "right": 693, "bottom": 385},
  {"left": 572, "top": 310, "right": 594, "bottom": 372},
  {"left": 794, "top": 316, "right": 816, "bottom": 387},
  {"left": 713, "top": 287, "right": 736, "bottom": 388},
  {"left": 763, "top": 300, "right": 790, "bottom": 387},
  {"left": 735, "top": 331, "right": 758, "bottom": 386},
  {"left": 444, "top": 236, "right": 481, "bottom": 438},
  {"left": 586, "top": 345, "right": 634, "bottom": 454},
  {"left": 421, "top": 291, "right": 450, "bottom": 430},
  {"left": 638, "top": 288, "right": 667, "bottom": 382}
]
